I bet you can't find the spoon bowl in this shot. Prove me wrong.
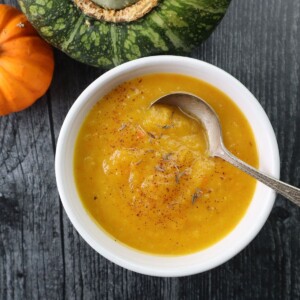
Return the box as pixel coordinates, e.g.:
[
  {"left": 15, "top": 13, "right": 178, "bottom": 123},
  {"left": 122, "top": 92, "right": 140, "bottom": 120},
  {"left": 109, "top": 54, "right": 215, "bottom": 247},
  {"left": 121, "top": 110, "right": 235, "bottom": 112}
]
[
  {"left": 152, "top": 92, "right": 223, "bottom": 156},
  {"left": 152, "top": 92, "right": 300, "bottom": 205}
]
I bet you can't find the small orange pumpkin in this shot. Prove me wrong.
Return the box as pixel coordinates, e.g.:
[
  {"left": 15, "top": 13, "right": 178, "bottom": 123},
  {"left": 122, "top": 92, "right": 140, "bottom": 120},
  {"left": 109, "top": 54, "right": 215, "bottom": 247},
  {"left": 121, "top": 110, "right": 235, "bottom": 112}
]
[{"left": 0, "top": 4, "right": 54, "bottom": 116}]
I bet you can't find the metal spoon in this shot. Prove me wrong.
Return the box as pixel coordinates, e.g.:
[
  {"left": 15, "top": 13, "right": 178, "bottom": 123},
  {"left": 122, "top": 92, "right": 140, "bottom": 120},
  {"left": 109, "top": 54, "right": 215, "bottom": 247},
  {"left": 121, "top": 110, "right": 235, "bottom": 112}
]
[{"left": 151, "top": 92, "right": 300, "bottom": 206}]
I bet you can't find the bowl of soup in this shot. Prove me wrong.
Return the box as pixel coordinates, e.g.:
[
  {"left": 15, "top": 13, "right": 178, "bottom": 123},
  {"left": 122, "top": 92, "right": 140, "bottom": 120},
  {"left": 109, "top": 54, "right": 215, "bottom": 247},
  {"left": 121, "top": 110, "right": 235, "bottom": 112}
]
[{"left": 55, "top": 56, "right": 280, "bottom": 277}]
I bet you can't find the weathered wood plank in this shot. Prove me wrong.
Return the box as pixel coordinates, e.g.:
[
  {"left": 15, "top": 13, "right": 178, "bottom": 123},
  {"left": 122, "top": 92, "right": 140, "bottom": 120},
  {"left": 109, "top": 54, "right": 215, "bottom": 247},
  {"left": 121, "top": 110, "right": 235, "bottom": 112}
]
[
  {"left": 0, "top": 0, "right": 299, "bottom": 299},
  {"left": 0, "top": 97, "right": 64, "bottom": 300},
  {"left": 0, "top": 2, "right": 64, "bottom": 300}
]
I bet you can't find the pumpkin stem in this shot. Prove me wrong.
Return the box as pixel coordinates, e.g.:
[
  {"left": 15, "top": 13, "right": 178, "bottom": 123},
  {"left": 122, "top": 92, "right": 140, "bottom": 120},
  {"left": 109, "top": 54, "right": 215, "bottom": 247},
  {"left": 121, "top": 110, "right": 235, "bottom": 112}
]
[
  {"left": 91, "top": 0, "right": 139, "bottom": 10},
  {"left": 74, "top": 0, "right": 158, "bottom": 23}
]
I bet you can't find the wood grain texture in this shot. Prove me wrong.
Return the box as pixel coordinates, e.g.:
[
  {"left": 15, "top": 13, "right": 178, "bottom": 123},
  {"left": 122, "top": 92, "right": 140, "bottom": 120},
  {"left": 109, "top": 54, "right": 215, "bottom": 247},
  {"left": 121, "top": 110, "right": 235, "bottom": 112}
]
[{"left": 0, "top": 0, "right": 299, "bottom": 299}]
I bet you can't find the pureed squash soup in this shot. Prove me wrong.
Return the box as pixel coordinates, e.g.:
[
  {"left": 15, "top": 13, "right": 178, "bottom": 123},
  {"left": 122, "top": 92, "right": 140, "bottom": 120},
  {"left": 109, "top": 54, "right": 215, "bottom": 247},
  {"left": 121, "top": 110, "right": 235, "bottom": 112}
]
[{"left": 74, "top": 73, "right": 258, "bottom": 255}]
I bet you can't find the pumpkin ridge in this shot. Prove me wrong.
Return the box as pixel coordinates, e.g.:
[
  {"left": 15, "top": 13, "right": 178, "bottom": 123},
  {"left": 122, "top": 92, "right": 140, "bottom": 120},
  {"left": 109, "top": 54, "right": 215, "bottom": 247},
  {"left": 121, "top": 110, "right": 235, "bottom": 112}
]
[
  {"left": 0, "top": 90, "right": 9, "bottom": 115},
  {"left": 0, "top": 4, "right": 19, "bottom": 30},
  {"left": 61, "top": 15, "right": 85, "bottom": 51},
  {"left": 1, "top": 35, "right": 52, "bottom": 52},
  {"left": 184, "top": 0, "right": 229, "bottom": 13},
  {"left": 110, "top": 25, "right": 122, "bottom": 66},
  {"left": 0, "top": 62, "right": 38, "bottom": 94},
  {"left": 3, "top": 13, "right": 26, "bottom": 30},
  {"left": 0, "top": 64, "right": 43, "bottom": 113},
  {"left": 0, "top": 8, "right": 36, "bottom": 44},
  {"left": 0, "top": 67, "right": 20, "bottom": 112},
  {"left": 0, "top": 56, "right": 52, "bottom": 94},
  {"left": 0, "top": 27, "right": 38, "bottom": 44},
  {"left": 150, "top": 12, "right": 188, "bottom": 52},
  {"left": 0, "top": 51, "right": 53, "bottom": 68},
  {"left": 1, "top": 35, "right": 49, "bottom": 54}
]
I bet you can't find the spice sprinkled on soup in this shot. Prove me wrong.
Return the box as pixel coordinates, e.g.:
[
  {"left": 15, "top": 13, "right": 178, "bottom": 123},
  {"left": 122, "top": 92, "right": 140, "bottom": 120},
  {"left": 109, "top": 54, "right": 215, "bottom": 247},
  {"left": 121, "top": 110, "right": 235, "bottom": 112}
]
[{"left": 74, "top": 74, "right": 258, "bottom": 255}]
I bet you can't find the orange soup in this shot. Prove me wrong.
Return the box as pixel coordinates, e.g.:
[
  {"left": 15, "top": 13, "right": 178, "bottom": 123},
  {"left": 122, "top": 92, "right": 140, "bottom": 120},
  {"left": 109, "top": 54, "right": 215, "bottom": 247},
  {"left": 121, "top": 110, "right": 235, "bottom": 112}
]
[{"left": 74, "top": 74, "right": 258, "bottom": 255}]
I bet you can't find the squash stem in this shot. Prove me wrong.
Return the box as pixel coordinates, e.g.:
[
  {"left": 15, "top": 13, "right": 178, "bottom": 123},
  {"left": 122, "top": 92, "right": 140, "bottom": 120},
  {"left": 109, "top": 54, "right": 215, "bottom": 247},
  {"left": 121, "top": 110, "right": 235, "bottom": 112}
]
[
  {"left": 74, "top": 0, "right": 158, "bottom": 23},
  {"left": 91, "top": 0, "right": 139, "bottom": 10}
]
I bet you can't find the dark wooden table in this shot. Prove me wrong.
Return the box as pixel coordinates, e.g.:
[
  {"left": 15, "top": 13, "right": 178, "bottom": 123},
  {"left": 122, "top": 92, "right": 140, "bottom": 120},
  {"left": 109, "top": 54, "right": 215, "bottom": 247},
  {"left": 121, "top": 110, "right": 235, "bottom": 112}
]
[{"left": 1, "top": 0, "right": 300, "bottom": 299}]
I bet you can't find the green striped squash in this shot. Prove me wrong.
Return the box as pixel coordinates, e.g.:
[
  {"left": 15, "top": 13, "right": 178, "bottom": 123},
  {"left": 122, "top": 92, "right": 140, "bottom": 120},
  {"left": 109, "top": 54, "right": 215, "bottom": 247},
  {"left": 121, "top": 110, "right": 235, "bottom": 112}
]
[{"left": 18, "top": 0, "right": 231, "bottom": 68}]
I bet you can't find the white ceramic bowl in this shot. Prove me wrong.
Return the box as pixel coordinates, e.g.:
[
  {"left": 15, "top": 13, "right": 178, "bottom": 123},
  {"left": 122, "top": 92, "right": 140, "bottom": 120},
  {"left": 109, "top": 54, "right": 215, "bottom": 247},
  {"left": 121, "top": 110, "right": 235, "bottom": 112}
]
[{"left": 55, "top": 56, "right": 280, "bottom": 277}]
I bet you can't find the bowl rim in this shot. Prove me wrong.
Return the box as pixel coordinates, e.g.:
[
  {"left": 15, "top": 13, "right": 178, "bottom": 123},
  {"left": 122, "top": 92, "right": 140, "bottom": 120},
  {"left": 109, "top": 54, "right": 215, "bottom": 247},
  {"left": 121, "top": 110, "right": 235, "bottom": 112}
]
[{"left": 55, "top": 55, "right": 280, "bottom": 277}]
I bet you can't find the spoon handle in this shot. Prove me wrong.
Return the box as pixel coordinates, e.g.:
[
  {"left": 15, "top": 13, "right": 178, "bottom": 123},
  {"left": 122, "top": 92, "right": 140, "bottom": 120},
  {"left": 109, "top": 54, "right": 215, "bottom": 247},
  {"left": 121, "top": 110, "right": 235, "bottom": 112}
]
[{"left": 217, "top": 146, "right": 300, "bottom": 206}]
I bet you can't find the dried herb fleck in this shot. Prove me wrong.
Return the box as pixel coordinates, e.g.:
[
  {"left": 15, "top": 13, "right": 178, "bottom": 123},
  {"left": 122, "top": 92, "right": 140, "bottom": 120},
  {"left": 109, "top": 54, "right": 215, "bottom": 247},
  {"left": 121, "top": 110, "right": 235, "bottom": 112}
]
[
  {"left": 146, "top": 131, "right": 156, "bottom": 139},
  {"left": 175, "top": 170, "right": 186, "bottom": 184},
  {"left": 155, "top": 165, "right": 165, "bottom": 172},
  {"left": 161, "top": 123, "right": 174, "bottom": 129},
  {"left": 118, "top": 123, "right": 127, "bottom": 131},
  {"left": 145, "top": 149, "right": 155, "bottom": 153},
  {"left": 192, "top": 188, "right": 202, "bottom": 204},
  {"left": 162, "top": 153, "right": 173, "bottom": 161}
]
